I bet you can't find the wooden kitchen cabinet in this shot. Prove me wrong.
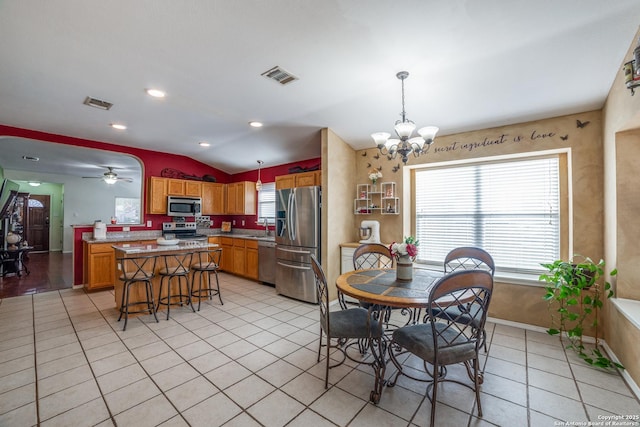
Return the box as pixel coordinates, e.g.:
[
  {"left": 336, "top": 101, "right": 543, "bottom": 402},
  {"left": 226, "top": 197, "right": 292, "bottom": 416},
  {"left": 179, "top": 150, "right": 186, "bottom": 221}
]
[
  {"left": 232, "top": 238, "right": 246, "bottom": 275},
  {"left": 147, "top": 176, "right": 168, "bottom": 214},
  {"left": 185, "top": 181, "right": 202, "bottom": 197},
  {"left": 275, "top": 171, "right": 321, "bottom": 189},
  {"left": 220, "top": 237, "right": 234, "bottom": 272},
  {"left": 83, "top": 242, "right": 116, "bottom": 290},
  {"left": 245, "top": 239, "right": 259, "bottom": 280},
  {"left": 225, "top": 182, "right": 256, "bottom": 215},
  {"left": 167, "top": 179, "right": 185, "bottom": 195},
  {"left": 202, "top": 182, "right": 225, "bottom": 215}
]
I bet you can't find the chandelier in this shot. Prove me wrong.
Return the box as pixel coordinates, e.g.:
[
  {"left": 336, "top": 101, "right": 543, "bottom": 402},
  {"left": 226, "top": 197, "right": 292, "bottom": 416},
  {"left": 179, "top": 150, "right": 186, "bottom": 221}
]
[{"left": 371, "top": 71, "right": 439, "bottom": 164}]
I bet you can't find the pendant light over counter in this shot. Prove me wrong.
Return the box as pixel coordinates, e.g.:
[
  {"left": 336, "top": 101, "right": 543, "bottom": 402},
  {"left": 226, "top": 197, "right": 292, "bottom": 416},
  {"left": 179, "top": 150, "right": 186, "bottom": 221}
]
[{"left": 256, "top": 160, "right": 264, "bottom": 191}]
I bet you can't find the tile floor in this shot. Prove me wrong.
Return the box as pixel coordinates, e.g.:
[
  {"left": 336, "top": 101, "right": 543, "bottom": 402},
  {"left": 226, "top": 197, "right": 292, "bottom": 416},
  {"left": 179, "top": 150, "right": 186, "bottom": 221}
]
[{"left": 1, "top": 273, "right": 639, "bottom": 427}]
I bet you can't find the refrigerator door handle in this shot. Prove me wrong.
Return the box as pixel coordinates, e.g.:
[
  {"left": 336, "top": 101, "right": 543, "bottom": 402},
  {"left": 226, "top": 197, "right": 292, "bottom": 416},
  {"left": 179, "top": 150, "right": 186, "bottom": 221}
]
[
  {"left": 289, "top": 191, "right": 297, "bottom": 241},
  {"left": 277, "top": 247, "right": 311, "bottom": 255},
  {"left": 277, "top": 261, "right": 311, "bottom": 270}
]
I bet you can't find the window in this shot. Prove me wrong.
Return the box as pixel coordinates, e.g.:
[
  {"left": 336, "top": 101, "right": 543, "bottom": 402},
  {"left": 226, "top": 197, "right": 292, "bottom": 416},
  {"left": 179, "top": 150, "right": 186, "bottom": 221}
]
[
  {"left": 257, "top": 182, "right": 276, "bottom": 223},
  {"left": 115, "top": 197, "right": 141, "bottom": 224},
  {"left": 414, "top": 155, "right": 562, "bottom": 276}
]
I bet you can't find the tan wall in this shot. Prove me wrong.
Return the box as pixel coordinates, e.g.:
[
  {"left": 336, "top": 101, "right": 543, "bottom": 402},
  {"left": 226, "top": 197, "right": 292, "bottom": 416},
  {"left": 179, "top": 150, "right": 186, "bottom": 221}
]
[
  {"left": 355, "top": 110, "right": 604, "bottom": 328},
  {"left": 602, "top": 26, "right": 640, "bottom": 383},
  {"left": 322, "top": 128, "right": 357, "bottom": 301}
]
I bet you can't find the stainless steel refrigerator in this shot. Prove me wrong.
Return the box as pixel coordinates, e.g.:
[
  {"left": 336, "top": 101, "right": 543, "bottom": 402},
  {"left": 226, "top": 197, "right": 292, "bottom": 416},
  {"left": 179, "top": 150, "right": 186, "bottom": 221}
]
[{"left": 275, "top": 186, "right": 321, "bottom": 303}]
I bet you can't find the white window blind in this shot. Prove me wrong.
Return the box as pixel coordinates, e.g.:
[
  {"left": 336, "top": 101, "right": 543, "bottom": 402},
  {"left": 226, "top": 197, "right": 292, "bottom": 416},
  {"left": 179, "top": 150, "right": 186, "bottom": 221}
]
[
  {"left": 415, "top": 156, "right": 560, "bottom": 275},
  {"left": 257, "top": 182, "right": 276, "bottom": 222}
]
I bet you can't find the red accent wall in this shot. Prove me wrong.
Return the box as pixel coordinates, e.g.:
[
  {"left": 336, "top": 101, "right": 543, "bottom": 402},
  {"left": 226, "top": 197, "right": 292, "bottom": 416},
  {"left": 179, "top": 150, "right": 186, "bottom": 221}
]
[{"left": 0, "top": 124, "right": 320, "bottom": 285}]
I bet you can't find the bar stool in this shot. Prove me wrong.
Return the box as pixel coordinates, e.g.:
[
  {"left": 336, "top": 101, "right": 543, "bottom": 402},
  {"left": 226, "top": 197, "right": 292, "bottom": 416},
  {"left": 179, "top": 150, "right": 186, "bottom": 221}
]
[
  {"left": 190, "top": 248, "right": 223, "bottom": 311},
  {"left": 116, "top": 255, "right": 159, "bottom": 331},
  {"left": 156, "top": 252, "right": 195, "bottom": 320}
]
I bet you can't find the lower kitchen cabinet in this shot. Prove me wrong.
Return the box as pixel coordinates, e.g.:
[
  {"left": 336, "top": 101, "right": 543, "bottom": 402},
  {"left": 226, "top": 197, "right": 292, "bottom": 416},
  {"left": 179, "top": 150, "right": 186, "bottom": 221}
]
[
  {"left": 84, "top": 242, "right": 116, "bottom": 290},
  {"left": 245, "top": 240, "right": 259, "bottom": 280},
  {"left": 233, "top": 239, "right": 246, "bottom": 274},
  {"left": 220, "top": 237, "right": 234, "bottom": 272}
]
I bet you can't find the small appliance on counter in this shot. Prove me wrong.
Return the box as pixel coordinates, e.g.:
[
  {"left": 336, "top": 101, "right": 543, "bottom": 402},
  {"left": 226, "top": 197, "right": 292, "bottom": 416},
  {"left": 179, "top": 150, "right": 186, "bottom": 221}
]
[
  {"left": 93, "top": 221, "right": 107, "bottom": 240},
  {"left": 162, "top": 222, "right": 208, "bottom": 241},
  {"left": 359, "top": 220, "right": 380, "bottom": 243}
]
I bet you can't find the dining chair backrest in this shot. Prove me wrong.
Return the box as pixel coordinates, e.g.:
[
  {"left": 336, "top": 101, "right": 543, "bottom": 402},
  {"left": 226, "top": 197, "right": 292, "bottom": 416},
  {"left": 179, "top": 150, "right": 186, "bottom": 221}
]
[
  {"left": 160, "top": 252, "right": 194, "bottom": 276},
  {"left": 427, "top": 269, "right": 494, "bottom": 354},
  {"left": 310, "top": 254, "right": 329, "bottom": 333},
  {"left": 444, "top": 247, "right": 495, "bottom": 276},
  {"left": 117, "top": 255, "right": 157, "bottom": 282},
  {"left": 192, "top": 248, "right": 222, "bottom": 271},
  {"left": 353, "top": 243, "right": 394, "bottom": 270}
]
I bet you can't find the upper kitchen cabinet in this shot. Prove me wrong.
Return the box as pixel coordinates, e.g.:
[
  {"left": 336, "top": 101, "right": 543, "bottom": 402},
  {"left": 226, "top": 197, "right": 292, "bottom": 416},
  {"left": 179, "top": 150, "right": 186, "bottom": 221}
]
[
  {"left": 226, "top": 181, "right": 256, "bottom": 215},
  {"left": 167, "top": 179, "right": 201, "bottom": 197},
  {"left": 202, "top": 182, "right": 225, "bottom": 215},
  {"left": 275, "top": 171, "right": 321, "bottom": 189},
  {"left": 147, "top": 176, "right": 168, "bottom": 214}
]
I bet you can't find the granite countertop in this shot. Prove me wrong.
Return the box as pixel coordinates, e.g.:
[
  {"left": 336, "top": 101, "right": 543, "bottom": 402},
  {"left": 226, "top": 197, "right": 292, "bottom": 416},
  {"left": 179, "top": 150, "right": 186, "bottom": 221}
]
[
  {"left": 84, "top": 230, "right": 275, "bottom": 243},
  {"left": 112, "top": 241, "right": 218, "bottom": 254}
]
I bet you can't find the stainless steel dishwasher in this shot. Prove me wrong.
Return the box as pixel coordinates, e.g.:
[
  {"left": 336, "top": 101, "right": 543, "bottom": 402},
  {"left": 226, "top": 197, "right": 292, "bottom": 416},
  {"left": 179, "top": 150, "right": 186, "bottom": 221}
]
[{"left": 258, "top": 240, "right": 276, "bottom": 285}]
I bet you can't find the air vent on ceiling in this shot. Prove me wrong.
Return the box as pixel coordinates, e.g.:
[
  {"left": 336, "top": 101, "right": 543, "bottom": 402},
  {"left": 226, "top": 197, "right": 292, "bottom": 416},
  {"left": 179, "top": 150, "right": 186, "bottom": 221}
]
[
  {"left": 261, "top": 66, "right": 298, "bottom": 85},
  {"left": 83, "top": 96, "right": 113, "bottom": 110}
]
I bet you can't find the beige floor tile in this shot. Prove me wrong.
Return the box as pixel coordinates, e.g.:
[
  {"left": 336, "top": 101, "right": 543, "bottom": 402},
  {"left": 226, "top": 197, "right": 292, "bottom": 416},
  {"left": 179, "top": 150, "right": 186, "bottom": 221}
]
[
  {"left": 350, "top": 403, "right": 409, "bottom": 427},
  {"left": 487, "top": 343, "right": 526, "bottom": 365},
  {"left": 491, "top": 332, "right": 526, "bottom": 351},
  {"left": 90, "top": 350, "right": 138, "bottom": 377},
  {"left": 528, "top": 367, "right": 580, "bottom": 399},
  {"left": 572, "top": 363, "right": 634, "bottom": 396},
  {"left": 182, "top": 393, "right": 242, "bottom": 427},
  {"left": 114, "top": 394, "right": 178, "bottom": 427},
  {"left": 165, "top": 376, "right": 218, "bottom": 412},
  {"left": 483, "top": 356, "right": 527, "bottom": 383},
  {"left": 310, "top": 386, "right": 367, "bottom": 426},
  {"left": 97, "top": 363, "right": 148, "bottom": 394},
  {"left": 221, "top": 412, "right": 263, "bottom": 427},
  {"left": 283, "top": 346, "right": 321, "bottom": 371},
  {"left": 204, "top": 360, "right": 251, "bottom": 390},
  {"left": 262, "top": 338, "right": 301, "bottom": 358},
  {"left": 174, "top": 339, "right": 215, "bottom": 360},
  {"left": 247, "top": 389, "right": 305, "bottom": 427},
  {"left": 578, "top": 381, "right": 640, "bottom": 415},
  {"left": 79, "top": 331, "right": 120, "bottom": 350},
  {"left": 189, "top": 349, "right": 232, "bottom": 374},
  {"left": 0, "top": 334, "right": 33, "bottom": 352},
  {"left": 0, "top": 368, "right": 34, "bottom": 395},
  {"left": 36, "top": 352, "right": 88, "bottom": 379},
  {"left": 152, "top": 362, "right": 200, "bottom": 392},
  {"left": 0, "top": 383, "right": 35, "bottom": 416},
  {"left": 0, "top": 355, "right": 34, "bottom": 379},
  {"left": 226, "top": 375, "right": 276, "bottom": 408},
  {"left": 38, "top": 379, "right": 101, "bottom": 421},
  {"left": 84, "top": 341, "right": 128, "bottom": 363},
  {"left": 281, "top": 372, "right": 328, "bottom": 406},
  {"left": 527, "top": 352, "right": 572, "bottom": 378},
  {"left": 245, "top": 330, "right": 281, "bottom": 347},
  {"left": 164, "top": 331, "right": 201, "bottom": 349},
  {"left": 130, "top": 340, "right": 172, "bottom": 361},
  {"left": 103, "top": 377, "right": 161, "bottom": 415},
  {"left": 257, "top": 359, "right": 303, "bottom": 388},
  {"left": 40, "top": 397, "right": 110, "bottom": 427},
  {"left": 204, "top": 330, "right": 241, "bottom": 348},
  {"left": 528, "top": 386, "right": 587, "bottom": 422},
  {"left": 38, "top": 364, "right": 94, "bottom": 398},
  {"left": 236, "top": 348, "right": 279, "bottom": 372},
  {"left": 413, "top": 400, "right": 471, "bottom": 427},
  {"left": 140, "top": 350, "right": 184, "bottom": 375},
  {"left": 0, "top": 343, "right": 34, "bottom": 363},
  {"left": 526, "top": 341, "right": 568, "bottom": 361},
  {"left": 0, "top": 401, "right": 36, "bottom": 427},
  {"left": 481, "top": 372, "right": 528, "bottom": 406},
  {"left": 218, "top": 339, "right": 259, "bottom": 359},
  {"left": 157, "top": 414, "right": 189, "bottom": 427}
]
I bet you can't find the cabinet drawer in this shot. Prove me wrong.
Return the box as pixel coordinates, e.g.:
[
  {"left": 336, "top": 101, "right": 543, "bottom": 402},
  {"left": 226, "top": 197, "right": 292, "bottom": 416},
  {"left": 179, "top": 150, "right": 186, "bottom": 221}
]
[
  {"left": 89, "top": 243, "right": 114, "bottom": 254},
  {"left": 233, "top": 238, "right": 246, "bottom": 248},
  {"left": 245, "top": 240, "right": 259, "bottom": 249},
  {"left": 221, "top": 237, "right": 234, "bottom": 246}
]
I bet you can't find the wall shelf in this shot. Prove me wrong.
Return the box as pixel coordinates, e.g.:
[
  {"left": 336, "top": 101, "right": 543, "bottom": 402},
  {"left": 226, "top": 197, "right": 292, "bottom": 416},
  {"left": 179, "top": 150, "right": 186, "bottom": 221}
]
[{"left": 354, "top": 182, "right": 399, "bottom": 215}]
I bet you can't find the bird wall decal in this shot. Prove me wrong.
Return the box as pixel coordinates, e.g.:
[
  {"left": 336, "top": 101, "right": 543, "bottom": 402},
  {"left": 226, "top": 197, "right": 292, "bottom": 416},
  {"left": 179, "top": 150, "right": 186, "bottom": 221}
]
[
  {"left": 392, "top": 164, "right": 400, "bottom": 173},
  {"left": 576, "top": 120, "right": 590, "bottom": 129},
  {"left": 560, "top": 135, "right": 569, "bottom": 141},
  {"left": 361, "top": 152, "right": 367, "bottom": 157}
]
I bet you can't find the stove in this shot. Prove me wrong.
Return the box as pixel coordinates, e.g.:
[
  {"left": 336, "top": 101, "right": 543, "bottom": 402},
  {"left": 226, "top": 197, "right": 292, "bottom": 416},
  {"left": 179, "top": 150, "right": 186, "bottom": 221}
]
[{"left": 162, "top": 222, "right": 208, "bottom": 241}]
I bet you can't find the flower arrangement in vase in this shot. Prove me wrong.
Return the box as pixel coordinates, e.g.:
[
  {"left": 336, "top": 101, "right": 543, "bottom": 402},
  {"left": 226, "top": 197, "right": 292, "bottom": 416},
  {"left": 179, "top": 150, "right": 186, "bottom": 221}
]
[
  {"left": 369, "top": 169, "right": 383, "bottom": 191},
  {"left": 390, "top": 236, "right": 419, "bottom": 281}
]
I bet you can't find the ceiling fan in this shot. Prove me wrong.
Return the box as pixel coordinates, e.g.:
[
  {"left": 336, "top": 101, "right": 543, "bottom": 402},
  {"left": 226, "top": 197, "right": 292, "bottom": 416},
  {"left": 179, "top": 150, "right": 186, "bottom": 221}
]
[{"left": 82, "top": 167, "right": 133, "bottom": 184}]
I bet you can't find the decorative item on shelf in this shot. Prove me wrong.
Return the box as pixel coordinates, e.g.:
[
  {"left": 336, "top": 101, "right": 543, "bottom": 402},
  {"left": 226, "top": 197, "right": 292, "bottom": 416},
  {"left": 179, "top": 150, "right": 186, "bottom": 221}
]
[
  {"left": 160, "top": 168, "right": 216, "bottom": 182},
  {"left": 256, "top": 160, "right": 264, "bottom": 192},
  {"left": 624, "top": 38, "right": 640, "bottom": 95},
  {"left": 369, "top": 169, "right": 382, "bottom": 192},
  {"left": 389, "top": 236, "right": 419, "bottom": 281},
  {"left": 371, "top": 71, "right": 439, "bottom": 164}
]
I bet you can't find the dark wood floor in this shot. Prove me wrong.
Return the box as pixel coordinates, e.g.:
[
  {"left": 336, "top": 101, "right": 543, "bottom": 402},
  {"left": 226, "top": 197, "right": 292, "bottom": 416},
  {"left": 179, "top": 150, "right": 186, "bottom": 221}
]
[{"left": 0, "top": 251, "right": 73, "bottom": 299}]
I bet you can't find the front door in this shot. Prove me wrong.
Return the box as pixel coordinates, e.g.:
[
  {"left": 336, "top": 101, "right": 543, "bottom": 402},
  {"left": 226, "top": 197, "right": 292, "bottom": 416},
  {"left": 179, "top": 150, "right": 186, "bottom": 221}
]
[{"left": 27, "top": 195, "right": 50, "bottom": 252}]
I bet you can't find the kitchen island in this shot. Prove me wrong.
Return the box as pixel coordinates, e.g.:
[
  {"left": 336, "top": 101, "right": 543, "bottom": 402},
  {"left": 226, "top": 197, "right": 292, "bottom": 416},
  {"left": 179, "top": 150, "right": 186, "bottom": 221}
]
[{"left": 112, "top": 241, "right": 218, "bottom": 310}]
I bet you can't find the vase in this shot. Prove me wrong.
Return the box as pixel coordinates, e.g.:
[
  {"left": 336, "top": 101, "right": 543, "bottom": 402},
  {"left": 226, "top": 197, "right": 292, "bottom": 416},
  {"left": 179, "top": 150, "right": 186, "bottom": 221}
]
[
  {"left": 396, "top": 255, "right": 413, "bottom": 281},
  {"left": 371, "top": 182, "right": 377, "bottom": 192}
]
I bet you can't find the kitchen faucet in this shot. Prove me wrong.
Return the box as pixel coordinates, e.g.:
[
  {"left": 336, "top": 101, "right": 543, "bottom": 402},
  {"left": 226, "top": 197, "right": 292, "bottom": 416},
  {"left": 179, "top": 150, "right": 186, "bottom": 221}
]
[{"left": 263, "top": 217, "right": 269, "bottom": 236}]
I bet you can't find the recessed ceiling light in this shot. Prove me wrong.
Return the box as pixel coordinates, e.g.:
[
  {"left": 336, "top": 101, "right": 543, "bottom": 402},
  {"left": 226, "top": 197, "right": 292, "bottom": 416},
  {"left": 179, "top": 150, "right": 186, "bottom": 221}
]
[
  {"left": 199, "top": 141, "right": 210, "bottom": 147},
  {"left": 110, "top": 123, "right": 127, "bottom": 130},
  {"left": 249, "top": 121, "right": 263, "bottom": 128},
  {"left": 146, "top": 88, "right": 166, "bottom": 98},
  {"left": 22, "top": 155, "right": 39, "bottom": 161},
  {"left": 28, "top": 181, "right": 41, "bottom": 187}
]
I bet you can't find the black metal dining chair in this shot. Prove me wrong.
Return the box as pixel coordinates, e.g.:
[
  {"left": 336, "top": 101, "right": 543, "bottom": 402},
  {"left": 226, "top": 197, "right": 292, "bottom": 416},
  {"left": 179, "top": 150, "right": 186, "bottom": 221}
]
[
  {"left": 116, "top": 255, "right": 159, "bottom": 331},
  {"left": 388, "top": 269, "right": 494, "bottom": 427},
  {"left": 190, "top": 248, "right": 223, "bottom": 311},
  {"left": 432, "top": 247, "right": 495, "bottom": 351},
  {"left": 310, "top": 254, "right": 381, "bottom": 389}
]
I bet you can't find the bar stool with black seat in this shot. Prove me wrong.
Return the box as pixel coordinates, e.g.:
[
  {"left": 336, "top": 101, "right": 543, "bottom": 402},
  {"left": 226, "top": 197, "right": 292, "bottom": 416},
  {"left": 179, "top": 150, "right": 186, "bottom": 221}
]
[
  {"left": 116, "top": 255, "right": 159, "bottom": 331},
  {"left": 156, "top": 252, "right": 195, "bottom": 320},
  {"left": 190, "top": 248, "right": 223, "bottom": 311}
]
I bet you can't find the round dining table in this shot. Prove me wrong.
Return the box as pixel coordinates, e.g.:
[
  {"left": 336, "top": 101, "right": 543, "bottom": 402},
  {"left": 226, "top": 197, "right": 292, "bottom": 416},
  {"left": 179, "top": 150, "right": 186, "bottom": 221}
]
[{"left": 336, "top": 267, "right": 443, "bottom": 403}]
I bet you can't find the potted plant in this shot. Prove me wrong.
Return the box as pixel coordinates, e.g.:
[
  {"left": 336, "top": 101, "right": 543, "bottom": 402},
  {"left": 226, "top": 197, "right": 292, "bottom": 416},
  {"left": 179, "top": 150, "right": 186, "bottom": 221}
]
[{"left": 540, "top": 255, "right": 623, "bottom": 369}]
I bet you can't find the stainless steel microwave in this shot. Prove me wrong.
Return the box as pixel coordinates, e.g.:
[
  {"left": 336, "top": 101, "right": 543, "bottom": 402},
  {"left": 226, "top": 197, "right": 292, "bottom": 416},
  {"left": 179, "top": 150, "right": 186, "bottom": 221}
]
[{"left": 167, "top": 196, "right": 202, "bottom": 217}]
